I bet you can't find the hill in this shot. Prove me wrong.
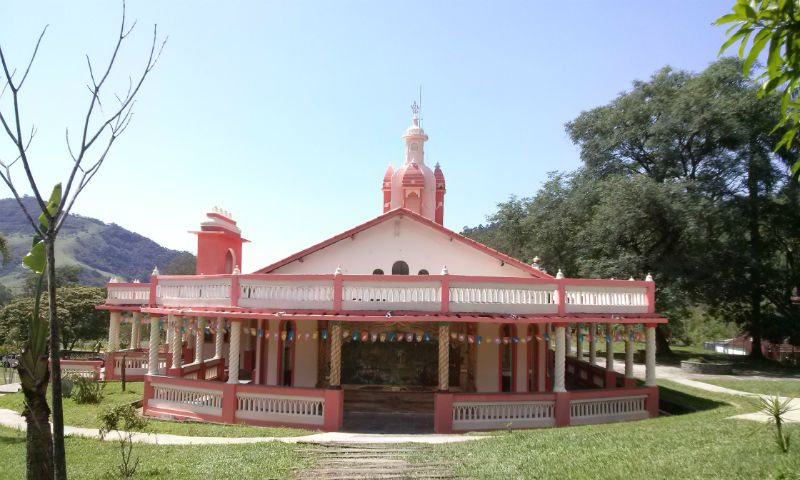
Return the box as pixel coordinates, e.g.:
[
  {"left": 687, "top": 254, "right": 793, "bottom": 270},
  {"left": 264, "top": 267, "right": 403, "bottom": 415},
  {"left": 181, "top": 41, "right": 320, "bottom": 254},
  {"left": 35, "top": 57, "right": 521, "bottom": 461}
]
[{"left": 0, "top": 196, "right": 193, "bottom": 294}]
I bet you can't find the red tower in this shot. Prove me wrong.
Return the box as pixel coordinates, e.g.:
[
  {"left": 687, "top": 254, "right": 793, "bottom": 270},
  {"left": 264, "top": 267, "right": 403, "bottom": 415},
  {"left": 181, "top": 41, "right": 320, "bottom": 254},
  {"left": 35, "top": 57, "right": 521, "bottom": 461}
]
[
  {"left": 191, "top": 208, "right": 249, "bottom": 274},
  {"left": 434, "top": 162, "right": 446, "bottom": 225},
  {"left": 382, "top": 164, "right": 393, "bottom": 213}
]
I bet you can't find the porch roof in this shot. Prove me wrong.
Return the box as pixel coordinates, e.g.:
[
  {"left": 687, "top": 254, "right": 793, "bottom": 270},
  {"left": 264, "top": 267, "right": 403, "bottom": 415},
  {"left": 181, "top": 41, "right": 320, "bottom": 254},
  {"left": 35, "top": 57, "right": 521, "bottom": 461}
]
[{"left": 131, "top": 305, "right": 667, "bottom": 324}]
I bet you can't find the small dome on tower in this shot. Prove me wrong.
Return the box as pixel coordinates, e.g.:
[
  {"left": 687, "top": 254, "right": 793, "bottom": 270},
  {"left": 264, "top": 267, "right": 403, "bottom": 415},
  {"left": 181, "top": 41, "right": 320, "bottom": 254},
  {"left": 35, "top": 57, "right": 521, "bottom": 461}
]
[
  {"left": 401, "top": 162, "right": 425, "bottom": 186},
  {"left": 402, "top": 115, "right": 428, "bottom": 140},
  {"left": 383, "top": 164, "right": 394, "bottom": 187},
  {"left": 434, "top": 162, "right": 445, "bottom": 189}
]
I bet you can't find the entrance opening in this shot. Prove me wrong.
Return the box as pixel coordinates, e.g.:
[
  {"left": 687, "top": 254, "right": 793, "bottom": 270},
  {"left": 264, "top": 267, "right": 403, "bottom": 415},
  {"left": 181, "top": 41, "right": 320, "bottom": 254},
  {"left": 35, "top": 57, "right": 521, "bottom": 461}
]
[
  {"left": 278, "top": 320, "right": 295, "bottom": 386},
  {"left": 391, "top": 261, "right": 409, "bottom": 275},
  {"left": 499, "top": 324, "right": 517, "bottom": 392}
]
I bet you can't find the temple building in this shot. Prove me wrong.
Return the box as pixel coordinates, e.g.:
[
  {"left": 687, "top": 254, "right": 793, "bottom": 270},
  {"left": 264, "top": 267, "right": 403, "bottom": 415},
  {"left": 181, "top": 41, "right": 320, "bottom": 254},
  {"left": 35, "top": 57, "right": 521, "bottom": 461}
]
[{"left": 97, "top": 106, "right": 665, "bottom": 433}]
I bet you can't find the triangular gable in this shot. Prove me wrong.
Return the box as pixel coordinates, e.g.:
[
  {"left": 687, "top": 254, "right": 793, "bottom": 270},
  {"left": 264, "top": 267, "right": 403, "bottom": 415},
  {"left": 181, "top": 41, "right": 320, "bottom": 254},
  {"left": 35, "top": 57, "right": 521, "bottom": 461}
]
[{"left": 254, "top": 208, "right": 552, "bottom": 278}]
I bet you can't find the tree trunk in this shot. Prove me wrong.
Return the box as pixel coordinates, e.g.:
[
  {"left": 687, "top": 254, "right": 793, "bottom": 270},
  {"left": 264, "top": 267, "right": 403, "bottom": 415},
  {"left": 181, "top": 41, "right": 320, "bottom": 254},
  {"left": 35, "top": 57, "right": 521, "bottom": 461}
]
[
  {"left": 747, "top": 155, "right": 765, "bottom": 361},
  {"left": 656, "top": 325, "right": 672, "bottom": 355},
  {"left": 20, "top": 366, "right": 54, "bottom": 480},
  {"left": 46, "top": 238, "right": 67, "bottom": 480}
]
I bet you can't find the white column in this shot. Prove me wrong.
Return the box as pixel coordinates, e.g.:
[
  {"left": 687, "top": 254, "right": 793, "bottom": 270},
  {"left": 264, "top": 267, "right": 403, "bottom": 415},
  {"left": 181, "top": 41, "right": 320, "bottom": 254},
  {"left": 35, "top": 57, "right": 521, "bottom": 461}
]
[
  {"left": 166, "top": 316, "right": 174, "bottom": 353},
  {"left": 606, "top": 323, "right": 614, "bottom": 371},
  {"left": 589, "top": 324, "right": 597, "bottom": 365},
  {"left": 171, "top": 317, "right": 182, "bottom": 369},
  {"left": 131, "top": 314, "right": 141, "bottom": 349},
  {"left": 553, "top": 325, "right": 566, "bottom": 393},
  {"left": 438, "top": 323, "right": 450, "bottom": 392},
  {"left": 228, "top": 320, "right": 241, "bottom": 384},
  {"left": 214, "top": 318, "right": 225, "bottom": 359},
  {"left": 625, "top": 325, "right": 634, "bottom": 379},
  {"left": 566, "top": 324, "right": 573, "bottom": 357},
  {"left": 108, "top": 311, "right": 121, "bottom": 352},
  {"left": 575, "top": 323, "right": 583, "bottom": 360},
  {"left": 148, "top": 317, "right": 160, "bottom": 375},
  {"left": 195, "top": 317, "right": 205, "bottom": 363},
  {"left": 645, "top": 325, "right": 656, "bottom": 387}
]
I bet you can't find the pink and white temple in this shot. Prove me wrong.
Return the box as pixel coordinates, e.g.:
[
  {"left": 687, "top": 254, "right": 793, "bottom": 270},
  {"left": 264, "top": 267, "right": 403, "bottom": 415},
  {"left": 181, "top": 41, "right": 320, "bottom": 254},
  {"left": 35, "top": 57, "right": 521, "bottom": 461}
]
[{"left": 97, "top": 108, "right": 665, "bottom": 433}]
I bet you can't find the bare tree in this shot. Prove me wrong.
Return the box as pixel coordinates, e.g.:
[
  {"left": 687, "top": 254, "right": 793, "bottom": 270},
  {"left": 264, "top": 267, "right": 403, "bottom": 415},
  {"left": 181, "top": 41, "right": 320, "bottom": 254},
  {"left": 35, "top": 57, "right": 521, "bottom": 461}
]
[{"left": 0, "top": 3, "right": 165, "bottom": 479}]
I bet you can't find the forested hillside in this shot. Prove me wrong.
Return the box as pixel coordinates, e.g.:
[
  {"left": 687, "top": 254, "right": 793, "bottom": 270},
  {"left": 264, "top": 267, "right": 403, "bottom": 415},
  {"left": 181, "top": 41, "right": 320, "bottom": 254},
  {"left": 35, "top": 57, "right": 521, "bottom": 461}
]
[{"left": 0, "top": 196, "right": 194, "bottom": 293}]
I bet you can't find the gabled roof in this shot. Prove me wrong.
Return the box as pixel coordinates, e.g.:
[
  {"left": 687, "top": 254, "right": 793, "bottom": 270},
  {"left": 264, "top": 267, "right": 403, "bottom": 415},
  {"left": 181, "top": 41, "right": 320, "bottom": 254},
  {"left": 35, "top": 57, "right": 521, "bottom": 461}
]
[{"left": 254, "top": 208, "right": 553, "bottom": 278}]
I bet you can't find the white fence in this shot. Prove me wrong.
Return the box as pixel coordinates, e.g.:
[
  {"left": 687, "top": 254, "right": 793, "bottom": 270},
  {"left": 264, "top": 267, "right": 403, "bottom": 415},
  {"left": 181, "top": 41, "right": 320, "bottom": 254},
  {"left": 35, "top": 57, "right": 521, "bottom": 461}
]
[
  {"left": 106, "top": 285, "right": 150, "bottom": 305},
  {"left": 564, "top": 286, "right": 648, "bottom": 314},
  {"left": 342, "top": 282, "right": 442, "bottom": 311},
  {"left": 451, "top": 400, "right": 555, "bottom": 430},
  {"left": 238, "top": 278, "right": 333, "bottom": 309},
  {"left": 569, "top": 395, "right": 648, "bottom": 426},
  {"left": 156, "top": 278, "right": 231, "bottom": 307},
  {"left": 148, "top": 382, "right": 223, "bottom": 417},
  {"left": 235, "top": 391, "right": 325, "bottom": 426},
  {"left": 449, "top": 282, "right": 558, "bottom": 314}
]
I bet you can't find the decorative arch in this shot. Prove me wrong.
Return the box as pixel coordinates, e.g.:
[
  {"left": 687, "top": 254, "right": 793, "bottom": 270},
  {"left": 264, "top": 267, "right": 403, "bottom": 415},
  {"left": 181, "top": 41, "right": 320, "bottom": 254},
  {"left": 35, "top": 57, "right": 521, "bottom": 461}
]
[
  {"left": 498, "top": 323, "right": 517, "bottom": 392},
  {"left": 224, "top": 248, "right": 235, "bottom": 274},
  {"left": 372, "top": 268, "right": 384, "bottom": 275},
  {"left": 404, "top": 192, "right": 420, "bottom": 213},
  {"left": 277, "top": 320, "right": 296, "bottom": 386},
  {"left": 418, "top": 269, "right": 429, "bottom": 275},
  {"left": 391, "top": 261, "right": 409, "bottom": 275}
]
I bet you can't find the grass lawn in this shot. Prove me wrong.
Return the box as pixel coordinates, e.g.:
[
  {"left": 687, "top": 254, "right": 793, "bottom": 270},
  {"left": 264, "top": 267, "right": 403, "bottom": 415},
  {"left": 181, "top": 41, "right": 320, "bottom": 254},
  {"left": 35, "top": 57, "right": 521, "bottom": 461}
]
[
  {"left": 699, "top": 378, "right": 800, "bottom": 398},
  {"left": 0, "top": 425, "right": 308, "bottom": 480},
  {"left": 0, "top": 381, "right": 311, "bottom": 438},
  {"left": 408, "top": 379, "right": 800, "bottom": 480}
]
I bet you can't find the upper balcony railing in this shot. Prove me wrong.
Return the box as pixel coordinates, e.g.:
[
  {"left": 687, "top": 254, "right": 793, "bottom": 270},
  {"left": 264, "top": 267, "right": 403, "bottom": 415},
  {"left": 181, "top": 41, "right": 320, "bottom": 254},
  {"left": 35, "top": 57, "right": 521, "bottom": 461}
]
[{"left": 105, "top": 273, "right": 655, "bottom": 316}]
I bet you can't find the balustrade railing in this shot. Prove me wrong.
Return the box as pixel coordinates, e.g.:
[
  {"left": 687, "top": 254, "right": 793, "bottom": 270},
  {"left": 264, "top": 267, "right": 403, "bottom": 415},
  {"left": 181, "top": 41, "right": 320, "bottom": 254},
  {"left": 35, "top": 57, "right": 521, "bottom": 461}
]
[
  {"left": 149, "top": 381, "right": 224, "bottom": 416},
  {"left": 106, "top": 283, "right": 150, "bottom": 305},
  {"left": 451, "top": 399, "right": 555, "bottom": 430},
  {"left": 569, "top": 394, "right": 648, "bottom": 426},
  {"left": 105, "top": 275, "right": 654, "bottom": 315},
  {"left": 236, "top": 391, "right": 325, "bottom": 426}
]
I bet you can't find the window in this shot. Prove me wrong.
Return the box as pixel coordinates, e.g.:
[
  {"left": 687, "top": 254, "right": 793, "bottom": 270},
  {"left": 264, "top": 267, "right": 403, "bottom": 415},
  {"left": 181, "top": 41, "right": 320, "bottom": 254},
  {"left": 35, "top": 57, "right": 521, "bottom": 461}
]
[
  {"left": 372, "top": 269, "right": 384, "bottom": 275},
  {"left": 391, "top": 261, "right": 409, "bottom": 275},
  {"left": 418, "top": 269, "right": 429, "bottom": 275},
  {"left": 224, "top": 249, "right": 235, "bottom": 274}
]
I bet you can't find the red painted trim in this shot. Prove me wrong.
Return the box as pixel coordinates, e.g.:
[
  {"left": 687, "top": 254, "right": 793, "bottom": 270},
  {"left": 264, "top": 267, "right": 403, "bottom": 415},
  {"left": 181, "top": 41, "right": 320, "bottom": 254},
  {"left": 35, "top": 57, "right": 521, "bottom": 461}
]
[
  {"left": 333, "top": 275, "right": 343, "bottom": 310},
  {"left": 434, "top": 393, "right": 454, "bottom": 433},
  {"left": 647, "top": 283, "right": 656, "bottom": 313},
  {"left": 230, "top": 275, "right": 240, "bottom": 307},
  {"left": 137, "top": 307, "right": 669, "bottom": 324},
  {"left": 557, "top": 281, "right": 566, "bottom": 314},
  {"left": 554, "top": 392, "right": 570, "bottom": 426},
  {"left": 253, "top": 208, "right": 553, "bottom": 278},
  {"left": 106, "top": 282, "right": 151, "bottom": 287},
  {"left": 149, "top": 276, "right": 158, "bottom": 307},
  {"left": 440, "top": 276, "right": 450, "bottom": 313},
  {"left": 497, "top": 324, "right": 518, "bottom": 392}
]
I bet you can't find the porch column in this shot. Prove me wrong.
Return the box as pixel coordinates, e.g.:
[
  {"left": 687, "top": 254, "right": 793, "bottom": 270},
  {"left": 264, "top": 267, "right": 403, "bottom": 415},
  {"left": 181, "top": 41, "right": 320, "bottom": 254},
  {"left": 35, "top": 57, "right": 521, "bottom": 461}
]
[
  {"left": 228, "top": 320, "right": 241, "bottom": 384},
  {"left": 329, "top": 322, "right": 342, "bottom": 387},
  {"left": 566, "top": 324, "right": 573, "bottom": 357},
  {"left": 255, "top": 319, "right": 263, "bottom": 384},
  {"left": 589, "top": 324, "right": 597, "bottom": 365},
  {"left": 645, "top": 324, "right": 656, "bottom": 387},
  {"left": 214, "top": 317, "right": 225, "bottom": 359},
  {"left": 553, "top": 324, "right": 566, "bottom": 393},
  {"left": 108, "top": 311, "right": 121, "bottom": 352},
  {"left": 147, "top": 316, "right": 160, "bottom": 375},
  {"left": 575, "top": 323, "right": 583, "bottom": 360},
  {"left": 605, "top": 323, "right": 614, "bottom": 371},
  {"left": 165, "top": 316, "right": 174, "bottom": 353},
  {"left": 438, "top": 323, "right": 450, "bottom": 392},
  {"left": 195, "top": 317, "right": 205, "bottom": 363},
  {"left": 131, "top": 314, "right": 141, "bottom": 349},
  {"left": 625, "top": 325, "right": 634, "bottom": 380},
  {"left": 171, "top": 316, "right": 182, "bottom": 369}
]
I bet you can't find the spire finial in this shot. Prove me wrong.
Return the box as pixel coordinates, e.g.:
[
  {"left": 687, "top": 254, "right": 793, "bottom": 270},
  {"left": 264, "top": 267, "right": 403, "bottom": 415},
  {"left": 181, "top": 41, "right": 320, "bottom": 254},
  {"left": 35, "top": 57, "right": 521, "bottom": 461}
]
[
  {"left": 152, "top": 266, "right": 159, "bottom": 276},
  {"left": 556, "top": 269, "right": 564, "bottom": 279},
  {"left": 411, "top": 100, "right": 420, "bottom": 116}
]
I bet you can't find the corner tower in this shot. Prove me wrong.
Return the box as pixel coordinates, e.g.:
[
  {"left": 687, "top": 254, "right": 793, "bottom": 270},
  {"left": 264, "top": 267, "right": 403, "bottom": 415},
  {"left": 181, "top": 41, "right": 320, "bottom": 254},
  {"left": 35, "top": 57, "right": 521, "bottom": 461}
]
[
  {"left": 382, "top": 103, "right": 445, "bottom": 224},
  {"left": 191, "top": 208, "right": 249, "bottom": 274}
]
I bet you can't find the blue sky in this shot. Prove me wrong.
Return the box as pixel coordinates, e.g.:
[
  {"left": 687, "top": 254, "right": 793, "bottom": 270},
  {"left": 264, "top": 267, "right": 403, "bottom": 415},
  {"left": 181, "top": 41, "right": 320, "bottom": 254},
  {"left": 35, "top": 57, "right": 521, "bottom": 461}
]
[{"left": 0, "top": 1, "right": 734, "bottom": 273}]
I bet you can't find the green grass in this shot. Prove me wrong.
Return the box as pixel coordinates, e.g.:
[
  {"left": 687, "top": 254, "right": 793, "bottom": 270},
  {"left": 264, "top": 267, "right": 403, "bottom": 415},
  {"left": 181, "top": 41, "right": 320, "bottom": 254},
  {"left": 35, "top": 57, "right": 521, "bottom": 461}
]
[
  {"left": 0, "top": 425, "right": 308, "bottom": 479},
  {"left": 0, "top": 381, "right": 312, "bottom": 438},
  {"left": 698, "top": 378, "right": 800, "bottom": 398},
  {"left": 408, "top": 379, "right": 800, "bottom": 479}
]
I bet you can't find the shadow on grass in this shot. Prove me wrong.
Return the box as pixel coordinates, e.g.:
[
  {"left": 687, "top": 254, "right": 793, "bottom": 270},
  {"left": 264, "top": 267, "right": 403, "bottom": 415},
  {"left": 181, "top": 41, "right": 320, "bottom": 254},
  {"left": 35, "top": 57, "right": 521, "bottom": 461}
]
[
  {"left": 658, "top": 384, "right": 727, "bottom": 415},
  {"left": 0, "top": 433, "right": 25, "bottom": 445}
]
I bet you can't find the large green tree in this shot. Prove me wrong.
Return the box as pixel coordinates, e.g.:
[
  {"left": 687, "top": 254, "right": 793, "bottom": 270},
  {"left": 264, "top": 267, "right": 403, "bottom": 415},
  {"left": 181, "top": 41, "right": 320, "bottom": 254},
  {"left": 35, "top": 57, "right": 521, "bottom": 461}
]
[{"left": 465, "top": 58, "right": 799, "bottom": 356}]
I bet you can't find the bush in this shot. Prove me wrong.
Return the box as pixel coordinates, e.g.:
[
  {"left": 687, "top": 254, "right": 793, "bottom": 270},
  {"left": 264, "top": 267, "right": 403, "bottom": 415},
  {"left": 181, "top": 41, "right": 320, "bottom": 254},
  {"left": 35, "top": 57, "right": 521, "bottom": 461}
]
[
  {"left": 99, "top": 404, "right": 148, "bottom": 479},
  {"left": 60, "top": 376, "right": 74, "bottom": 398},
  {"left": 71, "top": 376, "right": 104, "bottom": 404}
]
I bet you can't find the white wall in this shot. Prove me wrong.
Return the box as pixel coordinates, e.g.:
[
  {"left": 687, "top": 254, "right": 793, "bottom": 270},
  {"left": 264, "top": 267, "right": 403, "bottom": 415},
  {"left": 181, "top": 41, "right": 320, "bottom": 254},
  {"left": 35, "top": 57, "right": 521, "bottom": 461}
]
[
  {"left": 270, "top": 215, "right": 534, "bottom": 277},
  {"left": 293, "top": 320, "right": 318, "bottom": 387},
  {"left": 475, "top": 323, "right": 499, "bottom": 392}
]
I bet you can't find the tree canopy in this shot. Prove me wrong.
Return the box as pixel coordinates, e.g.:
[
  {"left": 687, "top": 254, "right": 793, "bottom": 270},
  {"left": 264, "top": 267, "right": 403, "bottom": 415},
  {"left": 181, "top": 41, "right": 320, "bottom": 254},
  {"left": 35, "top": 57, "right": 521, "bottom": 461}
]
[{"left": 464, "top": 58, "right": 800, "bottom": 354}]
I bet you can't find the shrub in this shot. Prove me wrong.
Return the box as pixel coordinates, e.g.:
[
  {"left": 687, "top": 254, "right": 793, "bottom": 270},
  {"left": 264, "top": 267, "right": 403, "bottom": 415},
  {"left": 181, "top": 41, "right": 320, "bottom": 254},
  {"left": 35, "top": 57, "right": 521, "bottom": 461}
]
[
  {"left": 60, "top": 376, "right": 74, "bottom": 398},
  {"left": 71, "top": 376, "right": 104, "bottom": 404},
  {"left": 99, "top": 404, "right": 148, "bottom": 479}
]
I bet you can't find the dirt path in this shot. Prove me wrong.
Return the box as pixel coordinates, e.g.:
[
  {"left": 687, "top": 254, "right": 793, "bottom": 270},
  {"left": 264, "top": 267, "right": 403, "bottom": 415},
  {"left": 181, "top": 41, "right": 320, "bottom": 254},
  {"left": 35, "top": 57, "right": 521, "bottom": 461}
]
[{"left": 292, "top": 442, "right": 457, "bottom": 479}]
